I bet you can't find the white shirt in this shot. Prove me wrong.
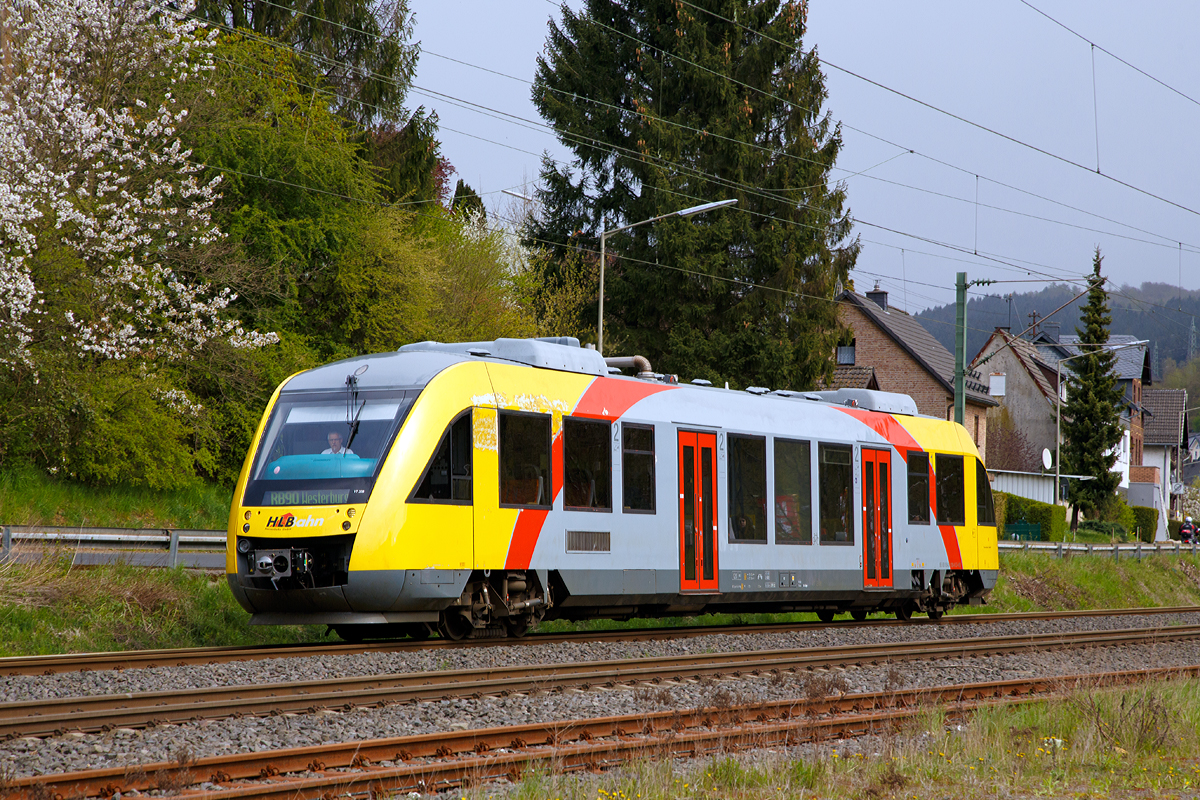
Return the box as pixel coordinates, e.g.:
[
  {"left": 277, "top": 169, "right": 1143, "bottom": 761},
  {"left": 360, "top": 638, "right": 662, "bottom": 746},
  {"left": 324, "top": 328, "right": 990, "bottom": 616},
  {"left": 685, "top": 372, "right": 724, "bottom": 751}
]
[{"left": 322, "top": 447, "right": 354, "bottom": 455}]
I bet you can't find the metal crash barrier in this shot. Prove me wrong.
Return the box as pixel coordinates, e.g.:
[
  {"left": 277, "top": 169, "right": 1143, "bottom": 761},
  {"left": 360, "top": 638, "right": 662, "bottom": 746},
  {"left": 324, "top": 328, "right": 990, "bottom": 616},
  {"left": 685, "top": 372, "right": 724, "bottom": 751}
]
[
  {"left": 998, "top": 539, "right": 1199, "bottom": 560},
  {"left": 0, "top": 526, "right": 226, "bottom": 569}
]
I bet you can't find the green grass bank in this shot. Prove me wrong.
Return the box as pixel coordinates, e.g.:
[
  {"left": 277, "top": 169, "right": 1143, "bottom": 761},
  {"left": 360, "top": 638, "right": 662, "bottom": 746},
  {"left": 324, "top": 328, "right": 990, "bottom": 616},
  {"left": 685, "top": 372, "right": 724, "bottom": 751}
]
[
  {"left": 0, "top": 469, "right": 231, "bottom": 530},
  {"left": 3, "top": 552, "right": 1200, "bottom": 657}
]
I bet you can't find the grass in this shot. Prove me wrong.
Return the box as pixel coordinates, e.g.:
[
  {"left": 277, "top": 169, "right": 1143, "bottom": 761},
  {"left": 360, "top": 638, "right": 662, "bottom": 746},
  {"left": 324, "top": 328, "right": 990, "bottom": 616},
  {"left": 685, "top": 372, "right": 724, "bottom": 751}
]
[
  {"left": 0, "top": 553, "right": 322, "bottom": 655},
  {"left": 461, "top": 681, "right": 1200, "bottom": 799},
  {"left": 0, "top": 468, "right": 231, "bottom": 530}
]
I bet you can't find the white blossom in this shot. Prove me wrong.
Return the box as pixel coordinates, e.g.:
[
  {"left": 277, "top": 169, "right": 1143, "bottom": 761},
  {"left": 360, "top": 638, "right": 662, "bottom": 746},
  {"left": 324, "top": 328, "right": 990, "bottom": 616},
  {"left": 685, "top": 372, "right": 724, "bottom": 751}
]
[{"left": 0, "top": 0, "right": 277, "bottom": 366}]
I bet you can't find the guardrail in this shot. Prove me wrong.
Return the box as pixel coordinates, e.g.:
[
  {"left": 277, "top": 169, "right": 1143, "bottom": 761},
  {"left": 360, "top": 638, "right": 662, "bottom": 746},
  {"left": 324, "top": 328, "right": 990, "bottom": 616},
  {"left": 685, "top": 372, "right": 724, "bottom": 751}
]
[
  {"left": 0, "top": 526, "right": 226, "bottom": 569},
  {"left": 998, "top": 539, "right": 1198, "bottom": 560}
]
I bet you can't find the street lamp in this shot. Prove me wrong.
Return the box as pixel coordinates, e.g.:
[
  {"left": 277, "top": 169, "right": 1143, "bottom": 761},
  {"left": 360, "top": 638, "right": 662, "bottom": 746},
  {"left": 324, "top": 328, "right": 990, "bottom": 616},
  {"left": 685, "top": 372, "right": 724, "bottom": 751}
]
[
  {"left": 1054, "top": 339, "right": 1149, "bottom": 508},
  {"left": 597, "top": 199, "right": 737, "bottom": 355}
]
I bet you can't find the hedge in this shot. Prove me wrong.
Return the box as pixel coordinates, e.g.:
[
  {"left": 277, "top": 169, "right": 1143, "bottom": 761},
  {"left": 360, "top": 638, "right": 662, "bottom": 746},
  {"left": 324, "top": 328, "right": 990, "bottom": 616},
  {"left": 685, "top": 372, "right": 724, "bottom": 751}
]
[
  {"left": 1130, "top": 505, "right": 1158, "bottom": 543},
  {"left": 993, "top": 491, "right": 1010, "bottom": 538},
  {"left": 1001, "top": 492, "right": 1068, "bottom": 542},
  {"left": 1170, "top": 519, "right": 1183, "bottom": 540}
]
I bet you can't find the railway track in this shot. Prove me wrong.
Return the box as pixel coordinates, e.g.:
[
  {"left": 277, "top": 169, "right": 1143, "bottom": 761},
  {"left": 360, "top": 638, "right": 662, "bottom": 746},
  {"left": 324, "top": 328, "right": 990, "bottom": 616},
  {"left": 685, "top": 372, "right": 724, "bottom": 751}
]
[
  {"left": 3, "top": 605, "right": 1198, "bottom": 676},
  {"left": 7, "top": 663, "right": 1199, "bottom": 800},
  {"left": 5, "top": 623, "right": 1199, "bottom": 739}
]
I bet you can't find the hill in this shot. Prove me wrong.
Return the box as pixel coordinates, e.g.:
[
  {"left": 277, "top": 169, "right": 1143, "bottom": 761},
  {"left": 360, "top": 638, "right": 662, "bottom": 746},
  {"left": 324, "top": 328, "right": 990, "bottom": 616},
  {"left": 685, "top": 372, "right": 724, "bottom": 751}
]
[{"left": 915, "top": 282, "right": 1200, "bottom": 378}]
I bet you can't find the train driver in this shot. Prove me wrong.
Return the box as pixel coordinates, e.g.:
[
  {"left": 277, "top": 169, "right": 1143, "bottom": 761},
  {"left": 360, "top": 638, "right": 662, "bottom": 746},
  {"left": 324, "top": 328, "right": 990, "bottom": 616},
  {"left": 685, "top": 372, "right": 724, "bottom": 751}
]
[{"left": 322, "top": 431, "right": 354, "bottom": 455}]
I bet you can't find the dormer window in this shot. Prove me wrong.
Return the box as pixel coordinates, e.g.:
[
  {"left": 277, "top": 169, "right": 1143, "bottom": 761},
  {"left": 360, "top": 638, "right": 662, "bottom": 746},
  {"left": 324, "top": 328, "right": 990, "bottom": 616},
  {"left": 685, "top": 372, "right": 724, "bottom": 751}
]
[{"left": 837, "top": 339, "right": 856, "bottom": 365}]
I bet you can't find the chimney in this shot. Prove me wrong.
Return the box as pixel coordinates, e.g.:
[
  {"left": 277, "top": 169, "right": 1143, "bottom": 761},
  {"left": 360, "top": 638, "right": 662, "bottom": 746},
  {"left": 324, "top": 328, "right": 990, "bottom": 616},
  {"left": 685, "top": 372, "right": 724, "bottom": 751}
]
[
  {"left": 1044, "top": 321, "right": 1060, "bottom": 343},
  {"left": 866, "top": 281, "right": 888, "bottom": 312}
]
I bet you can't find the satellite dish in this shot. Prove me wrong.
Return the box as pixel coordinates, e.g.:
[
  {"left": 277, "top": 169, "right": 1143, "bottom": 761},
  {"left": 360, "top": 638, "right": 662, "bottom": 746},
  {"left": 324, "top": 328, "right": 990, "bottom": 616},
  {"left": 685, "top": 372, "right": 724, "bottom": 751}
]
[{"left": 1042, "top": 448, "right": 1053, "bottom": 470}]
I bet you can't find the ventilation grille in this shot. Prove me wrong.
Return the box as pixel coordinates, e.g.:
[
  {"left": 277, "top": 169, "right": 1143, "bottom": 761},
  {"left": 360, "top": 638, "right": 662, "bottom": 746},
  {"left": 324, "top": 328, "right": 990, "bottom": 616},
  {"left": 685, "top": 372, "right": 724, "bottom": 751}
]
[{"left": 566, "top": 530, "right": 611, "bottom": 552}]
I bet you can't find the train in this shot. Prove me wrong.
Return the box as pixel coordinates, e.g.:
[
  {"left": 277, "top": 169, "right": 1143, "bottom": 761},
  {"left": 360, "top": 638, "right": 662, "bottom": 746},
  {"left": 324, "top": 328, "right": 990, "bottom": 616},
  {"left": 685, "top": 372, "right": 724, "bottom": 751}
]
[{"left": 226, "top": 336, "right": 999, "bottom": 641}]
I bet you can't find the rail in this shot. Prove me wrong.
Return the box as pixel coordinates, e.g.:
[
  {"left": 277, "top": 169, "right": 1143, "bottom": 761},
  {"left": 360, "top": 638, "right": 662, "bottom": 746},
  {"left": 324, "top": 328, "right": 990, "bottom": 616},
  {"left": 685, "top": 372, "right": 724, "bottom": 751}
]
[{"left": 0, "top": 525, "right": 226, "bottom": 569}]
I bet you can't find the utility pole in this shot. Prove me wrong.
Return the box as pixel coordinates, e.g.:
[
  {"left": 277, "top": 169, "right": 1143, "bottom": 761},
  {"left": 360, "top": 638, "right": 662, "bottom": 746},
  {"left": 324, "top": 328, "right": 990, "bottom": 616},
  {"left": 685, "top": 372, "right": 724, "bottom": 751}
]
[
  {"left": 954, "top": 272, "right": 994, "bottom": 426},
  {"left": 954, "top": 272, "right": 967, "bottom": 425},
  {"left": 1190, "top": 318, "right": 1198, "bottom": 363},
  {"left": 1027, "top": 310, "right": 1040, "bottom": 339}
]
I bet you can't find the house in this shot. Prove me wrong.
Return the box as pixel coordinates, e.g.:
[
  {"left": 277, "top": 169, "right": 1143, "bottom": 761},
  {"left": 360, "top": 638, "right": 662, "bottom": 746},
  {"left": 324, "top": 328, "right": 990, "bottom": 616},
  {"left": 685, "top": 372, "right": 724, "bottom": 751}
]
[
  {"left": 1036, "top": 332, "right": 1152, "bottom": 489},
  {"left": 836, "top": 287, "right": 996, "bottom": 457},
  {"left": 1142, "top": 388, "right": 1189, "bottom": 524},
  {"left": 970, "top": 327, "right": 1061, "bottom": 470}
]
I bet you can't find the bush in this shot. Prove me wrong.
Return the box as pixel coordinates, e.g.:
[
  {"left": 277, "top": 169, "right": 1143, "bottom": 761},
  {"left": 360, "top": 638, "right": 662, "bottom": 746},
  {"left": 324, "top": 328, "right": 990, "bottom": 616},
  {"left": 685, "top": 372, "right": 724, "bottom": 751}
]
[
  {"left": 1170, "top": 519, "right": 1183, "bottom": 540},
  {"left": 1077, "top": 520, "right": 1129, "bottom": 542},
  {"left": 1004, "top": 494, "right": 1068, "bottom": 542},
  {"left": 993, "top": 491, "right": 1011, "bottom": 538},
  {"left": 1130, "top": 505, "right": 1158, "bottom": 543}
]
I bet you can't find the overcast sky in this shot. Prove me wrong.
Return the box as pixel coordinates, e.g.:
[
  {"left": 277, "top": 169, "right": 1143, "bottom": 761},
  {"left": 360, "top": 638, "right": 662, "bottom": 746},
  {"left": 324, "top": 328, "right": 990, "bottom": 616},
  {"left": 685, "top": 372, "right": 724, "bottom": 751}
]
[{"left": 407, "top": 1, "right": 1200, "bottom": 315}]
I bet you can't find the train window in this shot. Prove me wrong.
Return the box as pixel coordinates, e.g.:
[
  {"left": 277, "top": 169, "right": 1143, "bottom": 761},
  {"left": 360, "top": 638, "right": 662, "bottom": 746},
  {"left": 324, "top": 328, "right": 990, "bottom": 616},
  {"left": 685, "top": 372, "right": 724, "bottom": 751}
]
[
  {"left": 499, "top": 412, "right": 552, "bottom": 508},
  {"left": 818, "top": 443, "right": 853, "bottom": 544},
  {"left": 622, "top": 424, "right": 655, "bottom": 513},
  {"left": 564, "top": 418, "right": 612, "bottom": 511},
  {"left": 774, "top": 438, "right": 812, "bottom": 545},
  {"left": 411, "top": 411, "right": 472, "bottom": 504},
  {"left": 907, "top": 452, "right": 931, "bottom": 524},
  {"left": 728, "top": 435, "right": 767, "bottom": 542},
  {"left": 976, "top": 458, "right": 996, "bottom": 526},
  {"left": 935, "top": 454, "right": 965, "bottom": 526}
]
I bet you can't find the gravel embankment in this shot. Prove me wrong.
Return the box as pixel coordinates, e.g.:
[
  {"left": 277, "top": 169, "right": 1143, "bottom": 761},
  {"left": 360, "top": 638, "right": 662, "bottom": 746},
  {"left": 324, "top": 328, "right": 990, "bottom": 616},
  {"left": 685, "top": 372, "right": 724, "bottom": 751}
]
[{"left": 4, "top": 612, "right": 1200, "bottom": 779}]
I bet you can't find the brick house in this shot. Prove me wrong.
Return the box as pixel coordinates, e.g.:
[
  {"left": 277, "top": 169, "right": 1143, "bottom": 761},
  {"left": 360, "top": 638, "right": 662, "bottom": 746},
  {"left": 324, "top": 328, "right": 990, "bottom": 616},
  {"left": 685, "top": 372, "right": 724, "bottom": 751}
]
[{"left": 836, "top": 287, "right": 996, "bottom": 458}]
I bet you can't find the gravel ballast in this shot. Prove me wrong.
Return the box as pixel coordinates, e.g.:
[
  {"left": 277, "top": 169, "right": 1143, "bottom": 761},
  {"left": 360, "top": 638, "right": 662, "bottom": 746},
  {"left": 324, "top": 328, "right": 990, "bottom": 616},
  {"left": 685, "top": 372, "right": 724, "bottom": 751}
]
[{"left": 5, "top": 611, "right": 1200, "bottom": 779}]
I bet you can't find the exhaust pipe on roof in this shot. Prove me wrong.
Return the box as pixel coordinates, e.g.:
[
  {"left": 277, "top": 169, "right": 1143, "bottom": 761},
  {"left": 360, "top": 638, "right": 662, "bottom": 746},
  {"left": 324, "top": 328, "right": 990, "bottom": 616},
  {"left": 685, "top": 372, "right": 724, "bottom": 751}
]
[{"left": 604, "top": 355, "right": 655, "bottom": 380}]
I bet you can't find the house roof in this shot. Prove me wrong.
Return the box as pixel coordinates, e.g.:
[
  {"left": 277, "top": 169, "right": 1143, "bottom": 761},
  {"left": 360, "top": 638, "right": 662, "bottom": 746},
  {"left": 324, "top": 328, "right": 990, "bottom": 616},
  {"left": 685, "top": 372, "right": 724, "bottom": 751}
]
[
  {"left": 1057, "top": 334, "right": 1152, "bottom": 384},
  {"left": 971, "top": 328, "right": 1059, "bottom": 407},
  {"left": 1143, "top": 388, "right": 1189, "bottom": 446},
  {"left": 838, "top": 291, "right": 995, "bottom": 406},
  {"left": 820, "top": 365, "right": 880, "bottom": 391}
]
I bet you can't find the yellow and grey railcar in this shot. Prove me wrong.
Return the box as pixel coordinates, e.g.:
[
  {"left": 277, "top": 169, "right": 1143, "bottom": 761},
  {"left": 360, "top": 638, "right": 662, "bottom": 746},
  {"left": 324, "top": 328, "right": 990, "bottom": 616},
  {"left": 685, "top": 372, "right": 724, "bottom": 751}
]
[{"left": 226, "top": 337, "right": 999, "bottom": 640}]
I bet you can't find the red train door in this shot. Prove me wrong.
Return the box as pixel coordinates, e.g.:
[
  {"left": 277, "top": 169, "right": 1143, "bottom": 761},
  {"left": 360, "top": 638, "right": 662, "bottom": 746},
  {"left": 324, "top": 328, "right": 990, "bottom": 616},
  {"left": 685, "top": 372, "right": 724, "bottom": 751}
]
[
  {"left": 679, "top": 431, "right": 718, "bottom": 592},
  {"left": 862, "top": 448, "right": 893, "bottom": 588}
]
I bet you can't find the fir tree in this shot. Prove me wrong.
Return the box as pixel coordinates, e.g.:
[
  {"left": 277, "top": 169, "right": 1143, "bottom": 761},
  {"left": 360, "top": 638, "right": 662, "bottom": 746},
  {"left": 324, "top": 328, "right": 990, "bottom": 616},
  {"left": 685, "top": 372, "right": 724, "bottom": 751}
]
[
  {"left": 452, "top": 179, "right": 486, "bottom": 219},
  {"left": 1061, "top": 250, "right": 1124, "bottom": 528},
  {"left": 526, "top": 0, "right": 857, "bottom": 389}
]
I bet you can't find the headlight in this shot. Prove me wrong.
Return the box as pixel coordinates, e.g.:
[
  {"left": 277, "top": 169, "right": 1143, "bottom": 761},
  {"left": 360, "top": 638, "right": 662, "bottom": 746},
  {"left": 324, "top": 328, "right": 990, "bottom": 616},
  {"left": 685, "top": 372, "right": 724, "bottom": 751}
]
[{"left": 346, "top": 508, "right": 356, "bottom": 518}]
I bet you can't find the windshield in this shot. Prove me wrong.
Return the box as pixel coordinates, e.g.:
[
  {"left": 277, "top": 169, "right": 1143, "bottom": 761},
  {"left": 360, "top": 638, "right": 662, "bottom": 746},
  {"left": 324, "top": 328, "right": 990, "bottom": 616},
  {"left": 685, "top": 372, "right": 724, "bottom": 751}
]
[{"left": 243, "top": 390, "right": 414, "bottom": 506}]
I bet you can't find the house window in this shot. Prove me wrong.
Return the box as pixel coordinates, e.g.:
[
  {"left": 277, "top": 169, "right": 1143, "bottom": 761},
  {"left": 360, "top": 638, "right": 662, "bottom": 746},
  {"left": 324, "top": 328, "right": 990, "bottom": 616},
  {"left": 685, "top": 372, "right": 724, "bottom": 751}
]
[{"left": 836, "top": 339, "right": 856, "bottom": 365}]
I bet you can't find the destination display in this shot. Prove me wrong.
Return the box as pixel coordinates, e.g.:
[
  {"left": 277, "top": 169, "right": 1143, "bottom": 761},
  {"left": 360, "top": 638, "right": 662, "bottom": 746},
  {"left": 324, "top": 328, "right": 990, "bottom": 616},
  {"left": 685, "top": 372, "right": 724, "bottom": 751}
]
[{"left": 263, "top": 489, "right": 351, "bottom": 506}]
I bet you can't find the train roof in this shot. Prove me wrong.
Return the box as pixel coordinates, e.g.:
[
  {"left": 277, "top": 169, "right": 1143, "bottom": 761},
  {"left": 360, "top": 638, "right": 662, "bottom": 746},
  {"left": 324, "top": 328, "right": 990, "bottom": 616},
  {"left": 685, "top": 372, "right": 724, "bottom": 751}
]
[{"left": 284, "top": 337, "right": 923, "bottom": 417}]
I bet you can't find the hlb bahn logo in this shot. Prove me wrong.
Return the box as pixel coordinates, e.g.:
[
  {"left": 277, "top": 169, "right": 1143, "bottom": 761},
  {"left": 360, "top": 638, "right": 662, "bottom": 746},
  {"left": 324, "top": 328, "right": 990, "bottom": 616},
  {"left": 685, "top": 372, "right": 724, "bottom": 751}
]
[{"left": 265, "top": 513, "right": 326, "bottom": 529}]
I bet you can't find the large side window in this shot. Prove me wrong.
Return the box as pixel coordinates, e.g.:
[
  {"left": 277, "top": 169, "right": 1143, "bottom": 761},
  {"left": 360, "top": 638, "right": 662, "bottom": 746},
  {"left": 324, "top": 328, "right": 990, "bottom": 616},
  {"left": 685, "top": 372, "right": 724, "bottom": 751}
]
[
  {"left": 499, "top": 412, "right": 551, "bottom": 508},
  {"left": 564, "top": 418, "right": 612, "bottom": 511},
  {"left": 728, "top": 435, "right": 767, "bottom": 542},
  {"left": 907, "top": 451, "right": 931, "bottom": 524},
  {"left": 976, "top": 458, "right": 996, "bottom": 526},
  {"left": 935, "top": 454, "right": 965, "bottom": 526},
  {"left": 411, "top": 411, "right": 473, "bottom": 503},
  {"left": 622, "top": 424, "right": 655, "bottom": 513},
  {"left": 818, "top": 443, "right": 854, "bottom": 544},
  {"left": 774, "top": 438, "right": 812, "bottom": 545}
]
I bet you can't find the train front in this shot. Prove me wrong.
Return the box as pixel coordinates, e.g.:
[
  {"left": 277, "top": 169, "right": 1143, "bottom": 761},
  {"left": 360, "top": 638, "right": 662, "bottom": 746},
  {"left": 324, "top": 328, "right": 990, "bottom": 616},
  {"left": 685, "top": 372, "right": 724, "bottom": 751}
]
[{"left": 225, "top": 351, "right": 458, "bottom": 636}]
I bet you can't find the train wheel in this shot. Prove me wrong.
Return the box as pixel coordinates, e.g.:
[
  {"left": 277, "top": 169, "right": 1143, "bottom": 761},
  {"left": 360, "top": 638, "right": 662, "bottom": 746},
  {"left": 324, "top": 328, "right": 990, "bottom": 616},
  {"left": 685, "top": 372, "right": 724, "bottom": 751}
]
[
  {"left": 505, "top": 617, "right": 531, "bottom": 638},
  {"left": 816, "top": 609, "right": 836, "bottom": 623},
  {"left": 850, "top": 609, "right": 868, "bottom": 622},
  {"left": 438, "top": 612, "right": 474, "bottom": 641},
  {"left": 894, "top": 604, "right": 913, "bottom": 622}
]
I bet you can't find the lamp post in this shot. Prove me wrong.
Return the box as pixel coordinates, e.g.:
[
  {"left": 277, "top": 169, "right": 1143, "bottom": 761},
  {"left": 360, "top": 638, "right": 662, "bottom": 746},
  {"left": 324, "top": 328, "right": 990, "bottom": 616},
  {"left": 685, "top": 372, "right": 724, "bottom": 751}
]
[
  {"left": 1054, "top": 339, "right": 1148, "bottom": 508},
  {"left": 597, "top": 199, "right": 737, "bottom": 355}
]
